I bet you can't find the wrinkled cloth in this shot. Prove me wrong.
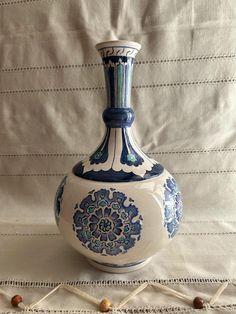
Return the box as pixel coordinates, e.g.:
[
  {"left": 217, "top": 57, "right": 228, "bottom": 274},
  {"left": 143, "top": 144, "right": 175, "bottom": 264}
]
[{"left": 0, "top": 0, "right": 236, "bottom": 313}]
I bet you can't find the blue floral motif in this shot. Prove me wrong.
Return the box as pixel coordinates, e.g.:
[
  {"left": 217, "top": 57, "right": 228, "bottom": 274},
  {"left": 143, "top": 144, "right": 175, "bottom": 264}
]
[
  {"left": 54, "top": 176, "right": 67, "bottom": 225},
  {"left": 89, "top": 129, "right": 110, "bottom": 165},
  {"left": 73, "top": 188, "right": 143, "bottom": 256},
  {"left": 120, "top": 128, "right": 144, "bottom": 167},
  {"left": 163, "top": 177, "right": 183, "bottom": 238}
]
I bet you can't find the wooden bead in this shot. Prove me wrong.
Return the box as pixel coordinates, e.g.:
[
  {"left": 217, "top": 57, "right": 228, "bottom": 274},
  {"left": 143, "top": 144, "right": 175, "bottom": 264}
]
[
  {"left": 193, "top": 296, "right": 204, "bottom": 309},
  {"left": 99, "top": 298, "right": 112, "bottom": 312},
  {"left": 11, "top": 295, "right": 23, "bottom": 307}
]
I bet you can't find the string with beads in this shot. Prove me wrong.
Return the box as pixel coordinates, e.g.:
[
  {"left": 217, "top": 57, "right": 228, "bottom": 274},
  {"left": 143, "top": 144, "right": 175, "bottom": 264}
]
[
  {"left": 0, "top": 280, "right": 234, "bottom": 312},
  {"left": 0, "top": 288, "right": 26, "bottom": 310}
]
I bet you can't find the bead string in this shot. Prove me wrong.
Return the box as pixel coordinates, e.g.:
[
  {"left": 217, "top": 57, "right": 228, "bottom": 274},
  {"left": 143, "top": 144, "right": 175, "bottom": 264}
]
[
  {"left": 209, "top": 282, "right": 228, "bottom": 306},
  {"left": 0, "top": 287, "right": 12, "bottom": 299},
  {"left": 0, "top": 281, "right": 233, "bottom": 312},
  {"left": 152, "top": 282, "right": 193, "bottom": 303},
  {"left": 0, "top": 288, "right": 26, "bottom": 310},
  {"left": 63, "top": 285, "right": 101, "bottom": 306},
  {"left": 29, "top": 284, "right": 62, "bottom": 308},
  {"left": 116, "top": 282, "right": 148, "bottom": 309}
]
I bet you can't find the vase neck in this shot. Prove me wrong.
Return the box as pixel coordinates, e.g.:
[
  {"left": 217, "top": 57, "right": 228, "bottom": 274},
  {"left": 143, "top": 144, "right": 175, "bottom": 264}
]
[
  {"left": 96, "top": 41, "right": 141, "bottom": 109},
  {"left": 103, "top": 56, "right": 134, "bottom": 108},
  {"left": 73, "top": 41, "right": 165, "bottom": 182}
]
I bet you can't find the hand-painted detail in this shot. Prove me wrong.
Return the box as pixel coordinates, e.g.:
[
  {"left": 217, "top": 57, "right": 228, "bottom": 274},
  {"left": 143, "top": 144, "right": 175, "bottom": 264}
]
[
  {"left": 54, "top": 175, "right": 67, "bottom": 225},
  {"left": 73, "top": 127, "right": 164, "bottom": 182},
  {"left": 73, "top": 162, "right": 164, "bottom": 182},
  {"left": 98, "top": 46, "right": 139, "bottom": 59},
  {"left": 120, "top": 128, "right": 144, "bottom": 166},
  {"left": 89, "top": 128, "right": 110, "bottom": 165},
  {"left": 163, "top": 177, "right": 183, "bottom": 238},
  {"left": 73, "top": 188, "right": 143, "bottom": 256}
]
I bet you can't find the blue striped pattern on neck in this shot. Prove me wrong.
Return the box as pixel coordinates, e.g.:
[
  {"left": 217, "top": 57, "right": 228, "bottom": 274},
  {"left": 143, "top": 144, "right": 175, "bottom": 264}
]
[{"left": 103, "top": 56, "right": 134, "bottom": 108}]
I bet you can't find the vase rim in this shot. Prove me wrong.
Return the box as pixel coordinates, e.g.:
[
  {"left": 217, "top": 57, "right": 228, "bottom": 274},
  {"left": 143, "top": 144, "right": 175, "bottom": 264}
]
[{"left": 96, "top": 40, "right": 141, "bottom": 51}]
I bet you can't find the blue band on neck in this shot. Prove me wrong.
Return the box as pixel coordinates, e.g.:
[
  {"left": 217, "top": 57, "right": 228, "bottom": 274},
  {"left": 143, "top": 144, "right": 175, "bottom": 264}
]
[{"left": 102, "top": 108, "right": 134, "bottom": 128}]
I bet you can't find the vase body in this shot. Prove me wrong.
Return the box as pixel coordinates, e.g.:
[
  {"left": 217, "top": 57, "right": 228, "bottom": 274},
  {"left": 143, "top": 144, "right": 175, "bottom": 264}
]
[{"left": 54, "top": 40, "right": 183, "bottom": 273}]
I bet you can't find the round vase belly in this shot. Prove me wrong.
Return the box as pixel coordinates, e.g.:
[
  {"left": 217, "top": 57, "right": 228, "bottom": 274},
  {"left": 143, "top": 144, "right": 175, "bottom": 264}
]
[
  {"left": 54, "top": 40, "right": 183, "bottom": 273},
  {"left": 55, "top": 170, "right": 182, "bottom": 272}
]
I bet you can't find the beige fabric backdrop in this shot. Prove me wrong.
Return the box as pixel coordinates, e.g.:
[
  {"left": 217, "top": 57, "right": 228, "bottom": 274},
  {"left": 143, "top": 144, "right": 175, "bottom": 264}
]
[{"left": 0, "top": 0, "right": 236, "bottom": 313}]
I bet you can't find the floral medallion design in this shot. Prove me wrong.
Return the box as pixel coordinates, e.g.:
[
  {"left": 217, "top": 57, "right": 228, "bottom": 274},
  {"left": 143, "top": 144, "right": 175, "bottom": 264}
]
[
  {"left": 163, "top": 177, "right": 183, "bottom": 238},
  {"left": 54, "top": 175, "right": 67, "bottom": 225},
  {"left": 73, "top": 188, "right": 143, "bottom": 256}
]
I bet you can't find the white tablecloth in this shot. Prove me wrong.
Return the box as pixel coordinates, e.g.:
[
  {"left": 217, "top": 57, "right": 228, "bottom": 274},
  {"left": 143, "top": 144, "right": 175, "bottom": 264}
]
[{"left": 0, "top": 0, "right": 236, "bottom": 312}]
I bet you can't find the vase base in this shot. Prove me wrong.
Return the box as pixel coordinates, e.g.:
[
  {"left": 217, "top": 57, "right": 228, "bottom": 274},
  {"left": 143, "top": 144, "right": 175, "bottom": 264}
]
[{"left": 87, "top": 258, "right": 151, "bottom": 273}]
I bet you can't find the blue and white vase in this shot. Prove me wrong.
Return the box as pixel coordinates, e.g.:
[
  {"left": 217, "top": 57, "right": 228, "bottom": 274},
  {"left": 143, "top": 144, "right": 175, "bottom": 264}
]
[{"left": 54, "top": 40, "right": 183, "bottom": 273}]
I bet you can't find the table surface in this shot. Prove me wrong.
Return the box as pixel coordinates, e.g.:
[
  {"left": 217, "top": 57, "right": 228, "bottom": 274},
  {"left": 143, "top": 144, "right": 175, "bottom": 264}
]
[{"left": 0, "top": 220, "right": 235, "bottom": 313}]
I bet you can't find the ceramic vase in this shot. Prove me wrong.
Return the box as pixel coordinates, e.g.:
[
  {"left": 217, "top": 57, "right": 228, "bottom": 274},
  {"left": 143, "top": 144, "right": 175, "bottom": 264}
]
[{"left": 54, "top": 40, "right": 183, "bottom": 273}]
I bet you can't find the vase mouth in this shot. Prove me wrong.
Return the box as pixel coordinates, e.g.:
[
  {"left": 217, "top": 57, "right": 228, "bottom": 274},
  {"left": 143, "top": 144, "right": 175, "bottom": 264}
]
[
  {"left": 95, "top": 40, "right": 141, "bottom": 52},
  {"left": 96, "top": 40, "right": 141, "bottom": 59}
]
